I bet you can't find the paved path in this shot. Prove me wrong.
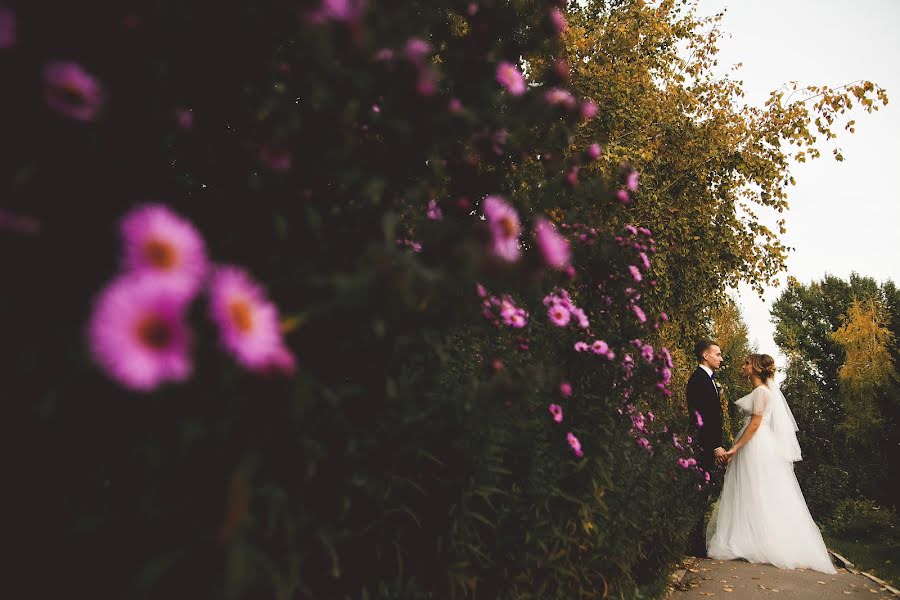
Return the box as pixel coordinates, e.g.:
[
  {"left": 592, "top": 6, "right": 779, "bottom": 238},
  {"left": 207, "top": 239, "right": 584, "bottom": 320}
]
[{"left": 668, "top": 557, "right": 896, "bottom": 600}]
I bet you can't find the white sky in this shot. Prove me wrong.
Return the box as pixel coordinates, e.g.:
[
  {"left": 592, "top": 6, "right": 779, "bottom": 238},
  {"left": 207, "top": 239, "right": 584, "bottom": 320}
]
[{"left": 695, "top": 0, "right": 900, "bottom": 365}]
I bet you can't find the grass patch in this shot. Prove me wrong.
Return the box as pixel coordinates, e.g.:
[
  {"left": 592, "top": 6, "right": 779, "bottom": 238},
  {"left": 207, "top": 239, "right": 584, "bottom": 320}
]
[{"left": 825, "top": 534, "right": 898, "bottom": 586}]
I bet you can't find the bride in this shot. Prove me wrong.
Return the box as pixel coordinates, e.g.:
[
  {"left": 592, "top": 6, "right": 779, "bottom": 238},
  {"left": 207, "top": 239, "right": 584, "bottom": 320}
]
[{"left": 706, "top": 353, "right": 836, "bottom": 574}]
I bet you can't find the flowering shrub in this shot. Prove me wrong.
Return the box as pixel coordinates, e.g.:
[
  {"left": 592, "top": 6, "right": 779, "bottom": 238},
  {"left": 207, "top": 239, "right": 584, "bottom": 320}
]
[{"left": 3, "top": 1, "right": 705, "bottom": 597}]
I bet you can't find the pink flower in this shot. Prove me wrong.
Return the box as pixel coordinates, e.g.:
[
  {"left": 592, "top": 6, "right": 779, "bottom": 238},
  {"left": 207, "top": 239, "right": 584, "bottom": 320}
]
[
  {"left": 616, "top": 189, "right": 630, "bottom": 204},
  {"left": 571, "top": 307, "right": 589, "bottom": 329},
  {"left": 694, "top": 410, "right": 704, "bottom": 428},
  {"left": 483, "top": 195, "right": 521, "bottom": 262},
  {"left": 260, "top": 145, "right": 292, "bottom": 172},
  {"left": 504, "top": 312, "right": 528, "bottom": 328},
  {"left": 208, "top": 265, "right": 297, "bottom": 375},
  {"left": 549, "top": 403, "right": 564, "bottom": 423},
  {"left": 404, "top": 37, "right": 431, "bottom": 65},
  {"left": 626, "top": 170, "right": 640, "bottom": 192},
  {"left": 476, "top": 283, "right": 488, "bottom": 298},
  {"left": 704, "top": 471, "right": 711, "bottom": 482},
  {"left": 580, "top": 101, "right": 598, "bottom": 121},
  {"left": 559, "top": 381, "right": 572, "bottom": 397},
  {"left": 120, "top": 204, "right": 209, "bottom": 299},
  {"left": 448, "top": 98, "right": 463, "bottom": 113},
  {"left": 639, "top": 251, "right": 651, "bottom": 270},
  {"left": 0, "top": 6, "right": 15, "bottom": 49},
  {"left": 677, "top": 458, "right": 691, "bottom": 469},
  {"left": 632, "top": 305, "right": 647, "bottom": 323},
  {"left": 591, "top": 340, "right": 609, "bottom": 355},
  {"left": 176, "top": 108, "right": 194, "bottom": 130},
  {"left": 628, "top": 265, "right": 642, "bottom": 282},
  {"left": 567, "top": 432, "right": 583, "bottom": 458},
  {"left": 549, "top": 8, "right": 567, "bottom": 33},
  {"left": 44, "top": 61, "right": 105, "bottom": 122},
  {"left": 636, "top": 437, "right": 652, "bottom": 452},
  {"left": 587, "top": 143, "right": 602, "bottom": 160},
  {"left": 544, "top": 88, "right": 576, "bottom": 110},
  {"left": 496, "top": 61, "right": 526, "bottom": 96},
  {"left": 534, "top": 217, "right": 570, "bottom": 269},
  {"left": 87, "top": 274, "right": 193, "bottom": 392},
  {"left": 574, "top": 341, "right": 589, "bottom": 352},
  {"left": 427, "top": 199, "right": 443, "bottom": 220},
  {"left": 306, "top": 0, "right": 368, "bottom": 24},
  {"left": 548, "top": 304, "right": 571, "bottom": 327}
]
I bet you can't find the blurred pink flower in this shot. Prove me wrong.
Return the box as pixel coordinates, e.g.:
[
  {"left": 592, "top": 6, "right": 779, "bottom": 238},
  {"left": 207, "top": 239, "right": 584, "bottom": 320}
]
[
  {"left": 504, "top": 312, "right": 528, "bottom": 328},
  {"left": 483, "top": 195, "right": 521, "bottom": 262},
  {"left": 591, "top": 340, "right": 609, "bottom": 355},
  {"left": 587, "top": 143, "right": 601, "bottom": 160},
  {"left": 88, "top": 274, "right": 192, "bottom": 392},
  {"left": 306, "top": 0, "right": 368, "bottom": 24},
  {"left": 176, "top": 108, "right": 194, "bottom": 130},
  {"left": 677, "top": 458, "right": 691, "bottom": 469},
  {"left": 496, "top": 61, "right": 526, "bottom": 96},
  {"left": 120, "top": 204, "right": 209, "bottom": 299},
  {"left": 571, "top": 306, "right": 589, "bottom": 329},
  {"left": 549, "top": 8, "right": 567, "bottom": 34},
  {"left": 260, "top": 144, "right": 292, "bottom": 172},
  {"left": 208, "top": 265, "right": 296, "bottom": 375},
  {"left": 694, "top": 410, "right": 704, "bottom": 427},
  {"left": 548, "top": 304, "right": 571, "bottom": 327},
  {"left": 636, "top": 437, "right": 652, "bottom": 452},
  {"left": 427, "top": 199, "right": 443, "bottom": 220},
  {"left": 559, "top": 381, "right": 572, "bottom": 397},
  {"left": 567, "top": 432, "right": 583, "bottom": 458},
  {"left": 574, "top": 341, "right": 589, "bottom": 352},
  {"left": 44, "top": 61, "right": 105, "bottom": 122},
  {"left": 626, "top": 170, "right": 640, "bottom": 192},
  {"left": 616, "top": 189, "right": 630, "bottom": 204},
  {"left": 476, "top": 283, "right": 488, "bottom": 298},
  {"left": 544, "top": 88, "right": 576, "bottom": 109},
  {"left": 0, "top": 6, "right": 15, "bottom": 49},
  {"left": 628, "top": 265, "right": 642, "bottom": 282},
  {"left": 632, "top": 304, "right": 647, "bottom": 323},
  {"left": 534, "top": 217, "right": 570, "bottom": 269},
  {"left": 404, "top": 37, "right": 431, "bottom": 65},
  {"left": 549, "top": 403, "right": 563, "bottom": 423},
  {"left": 580, "top": 101, "right": 598, "bottom": 121},
  {"left": 639, "top": 251, "right": 651, "bottom": 270}
]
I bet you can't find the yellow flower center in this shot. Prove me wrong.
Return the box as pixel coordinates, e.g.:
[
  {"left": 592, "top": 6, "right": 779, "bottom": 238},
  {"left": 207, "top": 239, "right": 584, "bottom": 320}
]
[
  {"left": 144, "top": 238, "right": 178, "bottom": 270},
  {"left": 136, "top": 314, "right": 172, "bottom": 350},
  {"left": 229, "top": 300, "right": 254, "bottom": 333},
  {"left": 500, "top": 215, "right": 518, "bottom": 238}
]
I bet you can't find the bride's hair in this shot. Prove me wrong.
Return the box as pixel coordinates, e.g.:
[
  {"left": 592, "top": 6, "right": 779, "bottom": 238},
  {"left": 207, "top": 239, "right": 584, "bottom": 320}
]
[{"left": 747, "top": 353, "right": 777, "bottom": 381}]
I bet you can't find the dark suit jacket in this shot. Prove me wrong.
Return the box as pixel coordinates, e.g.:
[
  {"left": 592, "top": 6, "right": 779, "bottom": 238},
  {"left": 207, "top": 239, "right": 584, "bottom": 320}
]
[{"left": 686, "top": 366, "right": 723, "bottom": 470}]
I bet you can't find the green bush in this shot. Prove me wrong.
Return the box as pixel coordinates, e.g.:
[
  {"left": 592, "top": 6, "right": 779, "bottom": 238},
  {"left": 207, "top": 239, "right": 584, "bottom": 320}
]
[
  {"left": 828, "top": 499, "right": 899, "bottom": 548},
  {"left": 799, "top": 463, "right": 850, "bottom": 522}
]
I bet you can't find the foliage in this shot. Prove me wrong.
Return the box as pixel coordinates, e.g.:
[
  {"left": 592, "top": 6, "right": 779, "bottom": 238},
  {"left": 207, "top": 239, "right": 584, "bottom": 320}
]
[
  {"left": 709, "top": 296, "right": 756, "bottom": 444},
  {"left": 772, "top": 275, "right": 900, "bottom": 523},
  {"left": 827, "top": 499, "right": 899, "bottom": 550},
  {"left": 800, "top": 464, "right": 850, "bottom": 522}
]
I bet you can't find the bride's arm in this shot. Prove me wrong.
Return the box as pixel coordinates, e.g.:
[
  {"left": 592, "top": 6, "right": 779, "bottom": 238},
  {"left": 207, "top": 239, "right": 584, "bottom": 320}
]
[{"left": 725, "top": 414, "right": 763, "bottom": 459}]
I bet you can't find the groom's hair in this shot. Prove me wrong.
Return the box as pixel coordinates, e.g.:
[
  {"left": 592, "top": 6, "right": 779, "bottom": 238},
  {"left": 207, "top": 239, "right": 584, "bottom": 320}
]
[{"left": 694, "top": 339, "right": 718, "bottom": 361}]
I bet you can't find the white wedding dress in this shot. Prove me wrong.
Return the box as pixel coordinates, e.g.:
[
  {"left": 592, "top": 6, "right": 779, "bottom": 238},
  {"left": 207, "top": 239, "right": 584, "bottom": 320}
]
[{"left": 706, "top": 381, "right": 836, "bottom": 574}]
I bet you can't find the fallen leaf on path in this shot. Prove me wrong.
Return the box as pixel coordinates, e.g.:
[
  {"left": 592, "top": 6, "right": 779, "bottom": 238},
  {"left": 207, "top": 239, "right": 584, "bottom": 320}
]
[{"left": 819, "top": 581, "right": 828, "bottom": 585}]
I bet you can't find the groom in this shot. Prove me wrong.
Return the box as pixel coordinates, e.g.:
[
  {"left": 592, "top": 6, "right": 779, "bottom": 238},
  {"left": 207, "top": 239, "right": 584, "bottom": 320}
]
[{"left": 686, "top": 338, "right": 725, "bottom": 557}]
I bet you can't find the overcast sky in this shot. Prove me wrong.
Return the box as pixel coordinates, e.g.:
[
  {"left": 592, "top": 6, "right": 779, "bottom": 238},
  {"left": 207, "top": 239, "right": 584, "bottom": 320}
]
[{"left": 694, "top": 0, "right": 900, "bottom": 366}]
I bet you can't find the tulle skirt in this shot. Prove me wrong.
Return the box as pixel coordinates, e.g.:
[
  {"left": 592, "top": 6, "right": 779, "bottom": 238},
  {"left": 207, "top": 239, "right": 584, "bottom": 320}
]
[{"left": 706, "top": 423, "right": 836, "bottom": 574}]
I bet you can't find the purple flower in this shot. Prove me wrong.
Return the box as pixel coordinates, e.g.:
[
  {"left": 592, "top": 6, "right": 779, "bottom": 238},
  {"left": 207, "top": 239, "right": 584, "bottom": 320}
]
[
  {"left": 567, "top": 432, "right": 583, "bottom": 458},
  {"left": 591, "top": 340, "right": 609, "bottom": 355},
  {"left": 628, "top": 265, "right": 642, "bottom": 282},
  {"left": 560, "top": 381, "right": 573, "bottom": 397},
  {"left": 44, "top": 61, "right": 105, "bottom": 122},
  {"left": 616, "top": 189, "right": 630, "bottom": 204},
  {"left": 580, "top": 101, "right": 598, "bottom": 121},
  {"left": 548, "top": 304, "right": 571, "bottom": 327},
  {"left": 574, "top": 341, "right": 589, "bottom": 352},
  {"left": 427, "top": 198, "right": 443, "bottom": 221},
  {"left": 544, "top": 88, "right": 576, "bottom": 110},
  {"left": 549, "top": 403, "right": 564, "bottom": 423},
  {"left": 260, "top": 144, "right": 292, "bottom": 172},
  {"left": 587, "top": 143, "right": 602, "bottom": 160},
  {"left": 694, "top": 410, "right": 704, "bottom": 428},
  {"left": 404, "top": 37, "right": 431, "bottom": 65},
  {"left": 496, "top": 61, "right": 526, "bottom": 96},
  {"left": 0, "top": 6, "right": 15, "bottom": 49},
  {"left": 483, "top": 195, "right": 521, "bottom": 262},
  {"left": 549, "top": 8, "right": 567, "bottom": 33},
  {"left": 632, "top": 304, "right": 647, "bottom": 323},
  {"left": 306, "top": 0, "right": 368, "bottom": 24},
  {"left": 120, "top": 204, "right": 209, "bottom": 299},
  {"left": 626, "top": 170, "right": 640, "bottom": 192},
  {"left": 534, "top": 217, "right": 570, "bottom": 269},
  {"left": 87, "top": 274, "right": 193, "bottom": 392},
  {"left": 176, "top": 108, "right": 194, "bottom": 130},
  {"left": 208, "top": 265, "right": 297, "bottom": 375}
]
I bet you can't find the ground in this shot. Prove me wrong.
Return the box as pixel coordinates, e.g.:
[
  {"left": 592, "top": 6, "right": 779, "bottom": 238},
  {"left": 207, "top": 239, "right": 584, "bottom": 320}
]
[{"left": 668, "top": 557, "right": 897, "bottom": 600}]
